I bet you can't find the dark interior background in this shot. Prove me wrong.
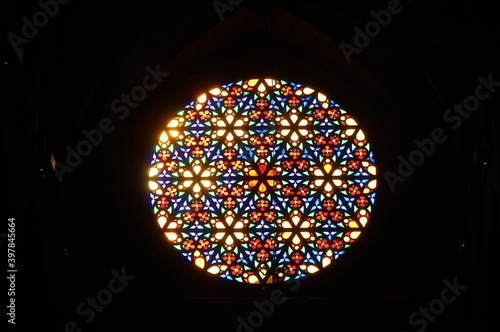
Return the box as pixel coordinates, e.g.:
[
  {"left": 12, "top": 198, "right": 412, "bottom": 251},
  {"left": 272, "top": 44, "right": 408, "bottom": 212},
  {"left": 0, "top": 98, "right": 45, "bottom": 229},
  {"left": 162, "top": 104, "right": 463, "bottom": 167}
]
[{"left": 2, "top": 0, "right": 499, "bottom": 331}]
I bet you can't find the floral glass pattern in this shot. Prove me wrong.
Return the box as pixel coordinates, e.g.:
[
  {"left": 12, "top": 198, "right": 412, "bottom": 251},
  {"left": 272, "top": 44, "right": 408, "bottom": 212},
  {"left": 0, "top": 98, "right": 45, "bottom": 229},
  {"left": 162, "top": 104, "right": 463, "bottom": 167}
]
[{"left": 149, "top": 78, "right": 377, "bottom": 284}]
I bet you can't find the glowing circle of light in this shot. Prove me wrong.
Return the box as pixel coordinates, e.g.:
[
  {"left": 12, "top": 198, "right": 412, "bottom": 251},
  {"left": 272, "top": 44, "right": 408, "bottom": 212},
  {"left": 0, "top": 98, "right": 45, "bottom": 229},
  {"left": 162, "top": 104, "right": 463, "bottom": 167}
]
[{"left": 148, "top": 78, "right": 377, "bottom": 284}]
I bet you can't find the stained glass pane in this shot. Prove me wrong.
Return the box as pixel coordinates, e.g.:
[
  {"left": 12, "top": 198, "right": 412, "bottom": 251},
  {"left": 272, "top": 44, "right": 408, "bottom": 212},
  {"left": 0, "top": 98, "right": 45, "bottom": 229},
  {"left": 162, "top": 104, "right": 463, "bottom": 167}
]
[{"left": 148, "top": 78, "right": 377, "bottom": 284}]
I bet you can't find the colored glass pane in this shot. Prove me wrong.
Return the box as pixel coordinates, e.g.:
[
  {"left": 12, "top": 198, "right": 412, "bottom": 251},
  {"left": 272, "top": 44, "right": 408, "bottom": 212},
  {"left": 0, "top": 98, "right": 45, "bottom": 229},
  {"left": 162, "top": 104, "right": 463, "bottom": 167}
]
[{"left": 149, "top": 78, "right": 377, "bottom": 284}]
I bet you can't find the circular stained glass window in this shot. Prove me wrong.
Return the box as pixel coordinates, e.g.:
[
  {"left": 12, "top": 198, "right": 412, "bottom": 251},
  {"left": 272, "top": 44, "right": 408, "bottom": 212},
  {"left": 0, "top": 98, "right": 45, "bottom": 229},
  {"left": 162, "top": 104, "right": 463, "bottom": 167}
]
[{"left": 148, "top": 78, "right": 377, "bottom": 284}]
